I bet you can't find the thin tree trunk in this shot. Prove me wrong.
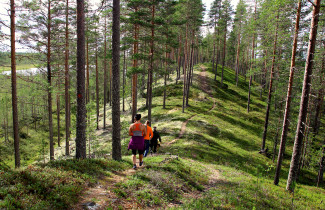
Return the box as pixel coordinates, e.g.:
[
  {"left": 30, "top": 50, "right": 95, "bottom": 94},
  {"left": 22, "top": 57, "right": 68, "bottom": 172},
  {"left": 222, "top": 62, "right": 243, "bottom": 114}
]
[
  {"left": 123, "top": 50, "right": 126, "bottom": 112},
  {"left": 221, "top": 16, "right": 227, "bottom": 87},
  {"left": 274, "top": 0, "right": 301, "bottom": 183},
  {"left": 95, "top": 29, "right": 99, "bottom": 130},
  {"left": 103, "top": 17, "right": 107, "bottom": 128},
  {"left": 215, "top": 28, "right": 220, "bottom": 81},
  {"left": 286, "top": 0, "right": 321, "bottom": 192},
  {"left": 57, "top": 79, "right": 60, "bottom": 147},
  {"left": 131, "top": 8, "right": 139, "bottom": 122},
  {"left": 247, "top": 3, "right": 256, "bottom": 113},
  {"left": 261, "top": 12, "right": 279, "bottom": 152},
  {"left": 11, "top": 0, "right": 20, "bottom": 168},
  {"left": 148, "top": 2, "right": 155, "bottom": 125},
  {"left": 76, "top": 0, "right": 87, "bottom": 159},
  {"left": 235, "top": 30, "right": 241, "bottom": 87},
  {"left": 186, "top": 34, "right": 194, "bottom": 106},
  {"left": 182, "top": 23, "right": 188, "bottom": 113},
  {"left": 86, "top": 35, "right": 90, "bottom": 104},
  {"left": 317, "top": 137, "right": 325, "bottom": 187},
  {"left": 47, "top": 0, "right": 54, "bottom": 160},
  {"left": 163, "top": 41, "right": 168, "bottom": 109},
  {"left": 112, "top": 0, "right": 121, "bottom": 160},
  {"left": 65, "top": 0, "right": 70, "bottom": 156}
]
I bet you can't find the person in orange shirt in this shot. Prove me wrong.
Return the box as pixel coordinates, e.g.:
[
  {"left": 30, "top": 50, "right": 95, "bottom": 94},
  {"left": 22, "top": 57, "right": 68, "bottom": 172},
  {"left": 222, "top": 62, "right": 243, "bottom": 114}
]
[
  {"left": 128, "top": 114, "right": 147, "bottom": 169},
  {"left": 143, "top": 120, "right": 153, "bottom": 157}
]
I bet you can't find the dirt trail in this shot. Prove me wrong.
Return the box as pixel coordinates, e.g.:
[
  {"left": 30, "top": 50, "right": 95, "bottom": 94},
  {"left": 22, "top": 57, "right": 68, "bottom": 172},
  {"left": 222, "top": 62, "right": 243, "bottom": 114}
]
[
  {"left": 167, "top": 64, "right": 216, "bottom": 146},
  {"left": 73, "top": 160, "right": 145, "bottom": 209},
  {"left": 74, "top": 64, "right": 219, "bottom": 209}
]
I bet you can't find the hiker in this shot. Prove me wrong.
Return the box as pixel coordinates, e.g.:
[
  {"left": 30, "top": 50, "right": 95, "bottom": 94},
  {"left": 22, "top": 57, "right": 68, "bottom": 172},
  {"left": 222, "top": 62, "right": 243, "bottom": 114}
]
[
  {"left": 150, "top": 126, "right": 161, "bottom": 153},
  {"left": 128, "top": 114, "right": 147, "bottom": 169},
  {"left": 143, "top": 120, "right": 153, "bottom": 157}
]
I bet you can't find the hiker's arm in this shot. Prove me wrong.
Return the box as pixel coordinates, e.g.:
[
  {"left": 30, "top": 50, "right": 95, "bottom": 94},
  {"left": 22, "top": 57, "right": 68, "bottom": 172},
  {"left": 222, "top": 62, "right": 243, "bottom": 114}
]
[
  {"left": 149, "top": 129, "right": 153, "bottom": 140},
  {"left": 129, "top": 125, "right": 133, "bottom": 136},
  {"left": 158, "top": 133, "right": 161, "bottom": 142},
  {"left": 142, "top": 125, "right": 147, "bottom": 136}
]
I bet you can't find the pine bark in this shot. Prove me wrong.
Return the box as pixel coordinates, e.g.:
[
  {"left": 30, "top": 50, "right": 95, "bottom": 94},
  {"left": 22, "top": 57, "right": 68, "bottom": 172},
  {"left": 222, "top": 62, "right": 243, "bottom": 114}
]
[
  {"left": 122, "top": 50, "right": 126, "bottom": 112},
  {"left": 247, "top": 3, "right": 256, "bottom": 113},
  {"left": 261, "top": 12, "right": 279, "bottom": 152},
  {"left": 103, "top": 18, "right": 108, "bottom": 128},
  {"left": 148, "top": 2, "right": 155, "bottom": 125},
  {"left": 76, "top": 0, "right": 87, "bottom": 159},
  {"left": 65, "top": 0, "right": 70, "bottom": 156},
  {"left": 47, "top": 0, "right": 54, "bottom": 160},
  {"left": 286, "top": 0, "right": 321, "bottom": 192},
  {"left": 131, "top": 8, "right": 139, "bottom": 122},
  {"left": 182, "top": 23, "right": 188, "bottom": 113},
  {"left": 11, "top": 0, "right": 20, "bottom": 168},
  {"left": 112, "top": 0, "right": 121, "bottom": 160},
  {"left": 274, "top": 0, "right": 302, "bottom": 185},
  {"left": 96, "top": 30, "right": 99, "bottom": 130}
]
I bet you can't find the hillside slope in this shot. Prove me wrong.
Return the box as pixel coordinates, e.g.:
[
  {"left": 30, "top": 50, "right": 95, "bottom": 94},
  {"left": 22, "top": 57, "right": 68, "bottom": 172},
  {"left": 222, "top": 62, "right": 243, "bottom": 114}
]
[{"left": 1, "top": 63, "right": 324, "bottom": 209}]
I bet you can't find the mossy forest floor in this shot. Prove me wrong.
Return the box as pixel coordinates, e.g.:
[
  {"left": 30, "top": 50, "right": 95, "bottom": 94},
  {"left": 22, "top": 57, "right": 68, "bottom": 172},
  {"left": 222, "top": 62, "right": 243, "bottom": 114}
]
[{"left": 1, "top": 64, "right": 324, "bottom": 209}]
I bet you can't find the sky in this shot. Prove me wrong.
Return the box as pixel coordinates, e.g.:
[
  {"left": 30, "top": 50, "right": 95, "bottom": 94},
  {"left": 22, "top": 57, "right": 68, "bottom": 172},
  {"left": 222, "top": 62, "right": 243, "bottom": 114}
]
[{"left": 0, "top": 0, "right": 240, "bottom": 52}]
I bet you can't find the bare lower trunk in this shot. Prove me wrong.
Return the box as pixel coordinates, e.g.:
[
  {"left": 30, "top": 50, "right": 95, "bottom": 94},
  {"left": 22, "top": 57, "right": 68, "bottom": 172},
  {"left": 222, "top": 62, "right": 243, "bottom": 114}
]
[
  {"left": 65, "top": 0, "right": 70, "bottom": 155},
  {"left": 103, "top": 18, "right": 107, "bottom": 128},
  {"left": 286, "top": 0, "right": 321, "bottom": 192},
  {"left": 112, "top": 0, "right": 121, "bottom": 160},
  {"left": 76, "top": 0, "right": 87, "bottom": 159},
  {"left": 11, "top": 0, "right": 20, "bottom": 168},
  {"left": 261, "top": 12, "right": 279, "bottom": 152},
  {"left": 47, "top": 0, "right": 54, "bottom": 160}
]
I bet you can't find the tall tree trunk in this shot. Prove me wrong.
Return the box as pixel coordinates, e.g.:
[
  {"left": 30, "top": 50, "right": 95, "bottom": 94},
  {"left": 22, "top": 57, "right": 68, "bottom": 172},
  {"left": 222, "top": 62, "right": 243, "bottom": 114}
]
[
  {"left": 11, "top": 0, "right": 20, "bottom": 168},
  {"left": 147, "top": 2, "right": 155, "bottom": 125},
  {"left": 57, "top": 79, "right": 60, "bottom": 147},
  {"left": 261, "top": 12, "right": 279, "bottom": 152},
  {"left": 76, "top": 0, "right": 87, "bottom": 159},
  {"left": 182, "top": 23, "right": 188, "bottom": 113},
  {"left": 214, "top": 28, "right": 220, "bottom": 81},
  {"left": 286, "top": 0, "right": 321, "bottom": 192},
  {"left": 112, "top": 0, "right": 121, "bottom": 160},
  {"left": 47, "top": 0, "right": 54, "bottom": 160},
  {"left": 163, "top": 41, "right": 168, "bottom": 109},
  {"left": 95, "top": 30, "right": 99, "bottom": 130},
  {"left": 186, "top": 34, "right": 194, "bottom": 106},
  {"left": 65, "top": 0, "right": 70, "bottom": 156},
  {"left": 123, "top": 50, "right": 126, "bottom": 112},
  {"left": 317, "top": 137, "right": 325, "bottom": 187},
  {"left": 235, "top": 25, "right": 241, "bottom": 87},
  {"left": 274, "top": 0, "right": 302, "bottom": 185},
  {"left": 221, "top": 17, "right": 227, "bottom": 87},
  {"left": 247, "top": 3, "right": 256, "bottom": 113},
  {"left": 131, "top": 8, "right": 139, "bottom": 122},
  {"left": 86, "top": 35, "right": 90, "bottom": 104},
  {"left": 109, "top": 60, "right": 112, "bottom": 106},
  {"left": 103, "top": 17, "right": 108, "bottom": 128}
]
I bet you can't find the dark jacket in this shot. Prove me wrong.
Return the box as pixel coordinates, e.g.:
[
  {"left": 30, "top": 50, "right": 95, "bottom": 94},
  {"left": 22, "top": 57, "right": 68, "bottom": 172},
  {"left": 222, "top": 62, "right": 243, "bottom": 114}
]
[{"left": 151, "top": 130, "right": 161, "bottom": 142}]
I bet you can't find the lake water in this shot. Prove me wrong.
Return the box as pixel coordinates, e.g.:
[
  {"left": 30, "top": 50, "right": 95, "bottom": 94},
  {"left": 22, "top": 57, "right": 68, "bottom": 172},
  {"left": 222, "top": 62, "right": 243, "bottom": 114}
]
[{"left": 1, "top": 68, "right": 45, "bottom": 76}]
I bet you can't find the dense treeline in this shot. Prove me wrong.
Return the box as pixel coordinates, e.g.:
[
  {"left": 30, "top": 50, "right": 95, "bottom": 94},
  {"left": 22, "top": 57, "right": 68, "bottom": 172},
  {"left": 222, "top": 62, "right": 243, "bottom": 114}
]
[{"left": 0, "top": 0, "right": 324, "bottom": 195}]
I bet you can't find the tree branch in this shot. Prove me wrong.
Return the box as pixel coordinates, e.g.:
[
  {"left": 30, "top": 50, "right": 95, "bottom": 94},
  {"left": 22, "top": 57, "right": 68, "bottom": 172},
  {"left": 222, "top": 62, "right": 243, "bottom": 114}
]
[{"left": 307, "top": 0, "right": 316, "bottom": 7}]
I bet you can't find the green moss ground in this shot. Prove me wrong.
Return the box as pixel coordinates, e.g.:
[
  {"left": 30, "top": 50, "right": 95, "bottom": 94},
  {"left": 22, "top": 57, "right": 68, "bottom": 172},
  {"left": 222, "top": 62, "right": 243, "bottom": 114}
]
[{"left": 1, "top": 63, "right": 324, "bottom": 209}]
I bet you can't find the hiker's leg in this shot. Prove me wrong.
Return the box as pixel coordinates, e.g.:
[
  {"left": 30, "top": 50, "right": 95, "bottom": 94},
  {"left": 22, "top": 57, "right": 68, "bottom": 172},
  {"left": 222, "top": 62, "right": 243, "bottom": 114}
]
[
  {"left": 144, "top": 140, "right": 150, "bottom": 157},
  {"left": 152, "top": 140, "right": 157, "bottom": 153},
  {"left": 132, "top": 150, "right": 137, "bottom": 165}
]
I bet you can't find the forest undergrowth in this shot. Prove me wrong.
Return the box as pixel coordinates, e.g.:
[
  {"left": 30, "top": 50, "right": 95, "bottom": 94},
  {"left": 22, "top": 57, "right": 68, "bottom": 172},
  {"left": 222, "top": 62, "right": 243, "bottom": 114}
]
[{"left": 1, "top": 63, "right": 324, "bottom": 209}]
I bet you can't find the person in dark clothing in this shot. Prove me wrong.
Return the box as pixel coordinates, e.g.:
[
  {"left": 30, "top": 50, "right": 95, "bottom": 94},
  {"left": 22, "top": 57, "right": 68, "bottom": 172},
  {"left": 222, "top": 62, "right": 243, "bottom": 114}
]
[{"left": 150, "top": 126, "right": 161, "bottom": 153}]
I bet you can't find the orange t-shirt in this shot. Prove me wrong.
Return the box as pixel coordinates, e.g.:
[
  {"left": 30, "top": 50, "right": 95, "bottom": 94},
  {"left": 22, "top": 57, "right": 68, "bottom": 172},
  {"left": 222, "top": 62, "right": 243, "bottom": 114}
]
[{"left": 144, "top": 125, "right": 153, "bottom": 140}]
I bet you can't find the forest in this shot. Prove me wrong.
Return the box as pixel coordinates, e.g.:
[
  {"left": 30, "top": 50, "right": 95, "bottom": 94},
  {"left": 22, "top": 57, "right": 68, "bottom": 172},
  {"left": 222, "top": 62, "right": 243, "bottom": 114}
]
[{"left": 0, "top": 0, "right": 325, "bottom": 209}]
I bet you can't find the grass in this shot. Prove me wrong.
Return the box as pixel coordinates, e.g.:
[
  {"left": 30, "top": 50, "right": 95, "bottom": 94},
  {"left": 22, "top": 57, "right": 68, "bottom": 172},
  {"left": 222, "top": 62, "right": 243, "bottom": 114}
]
[{"left": 1, "top": 62, "right": 324, "bottom": 208}]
